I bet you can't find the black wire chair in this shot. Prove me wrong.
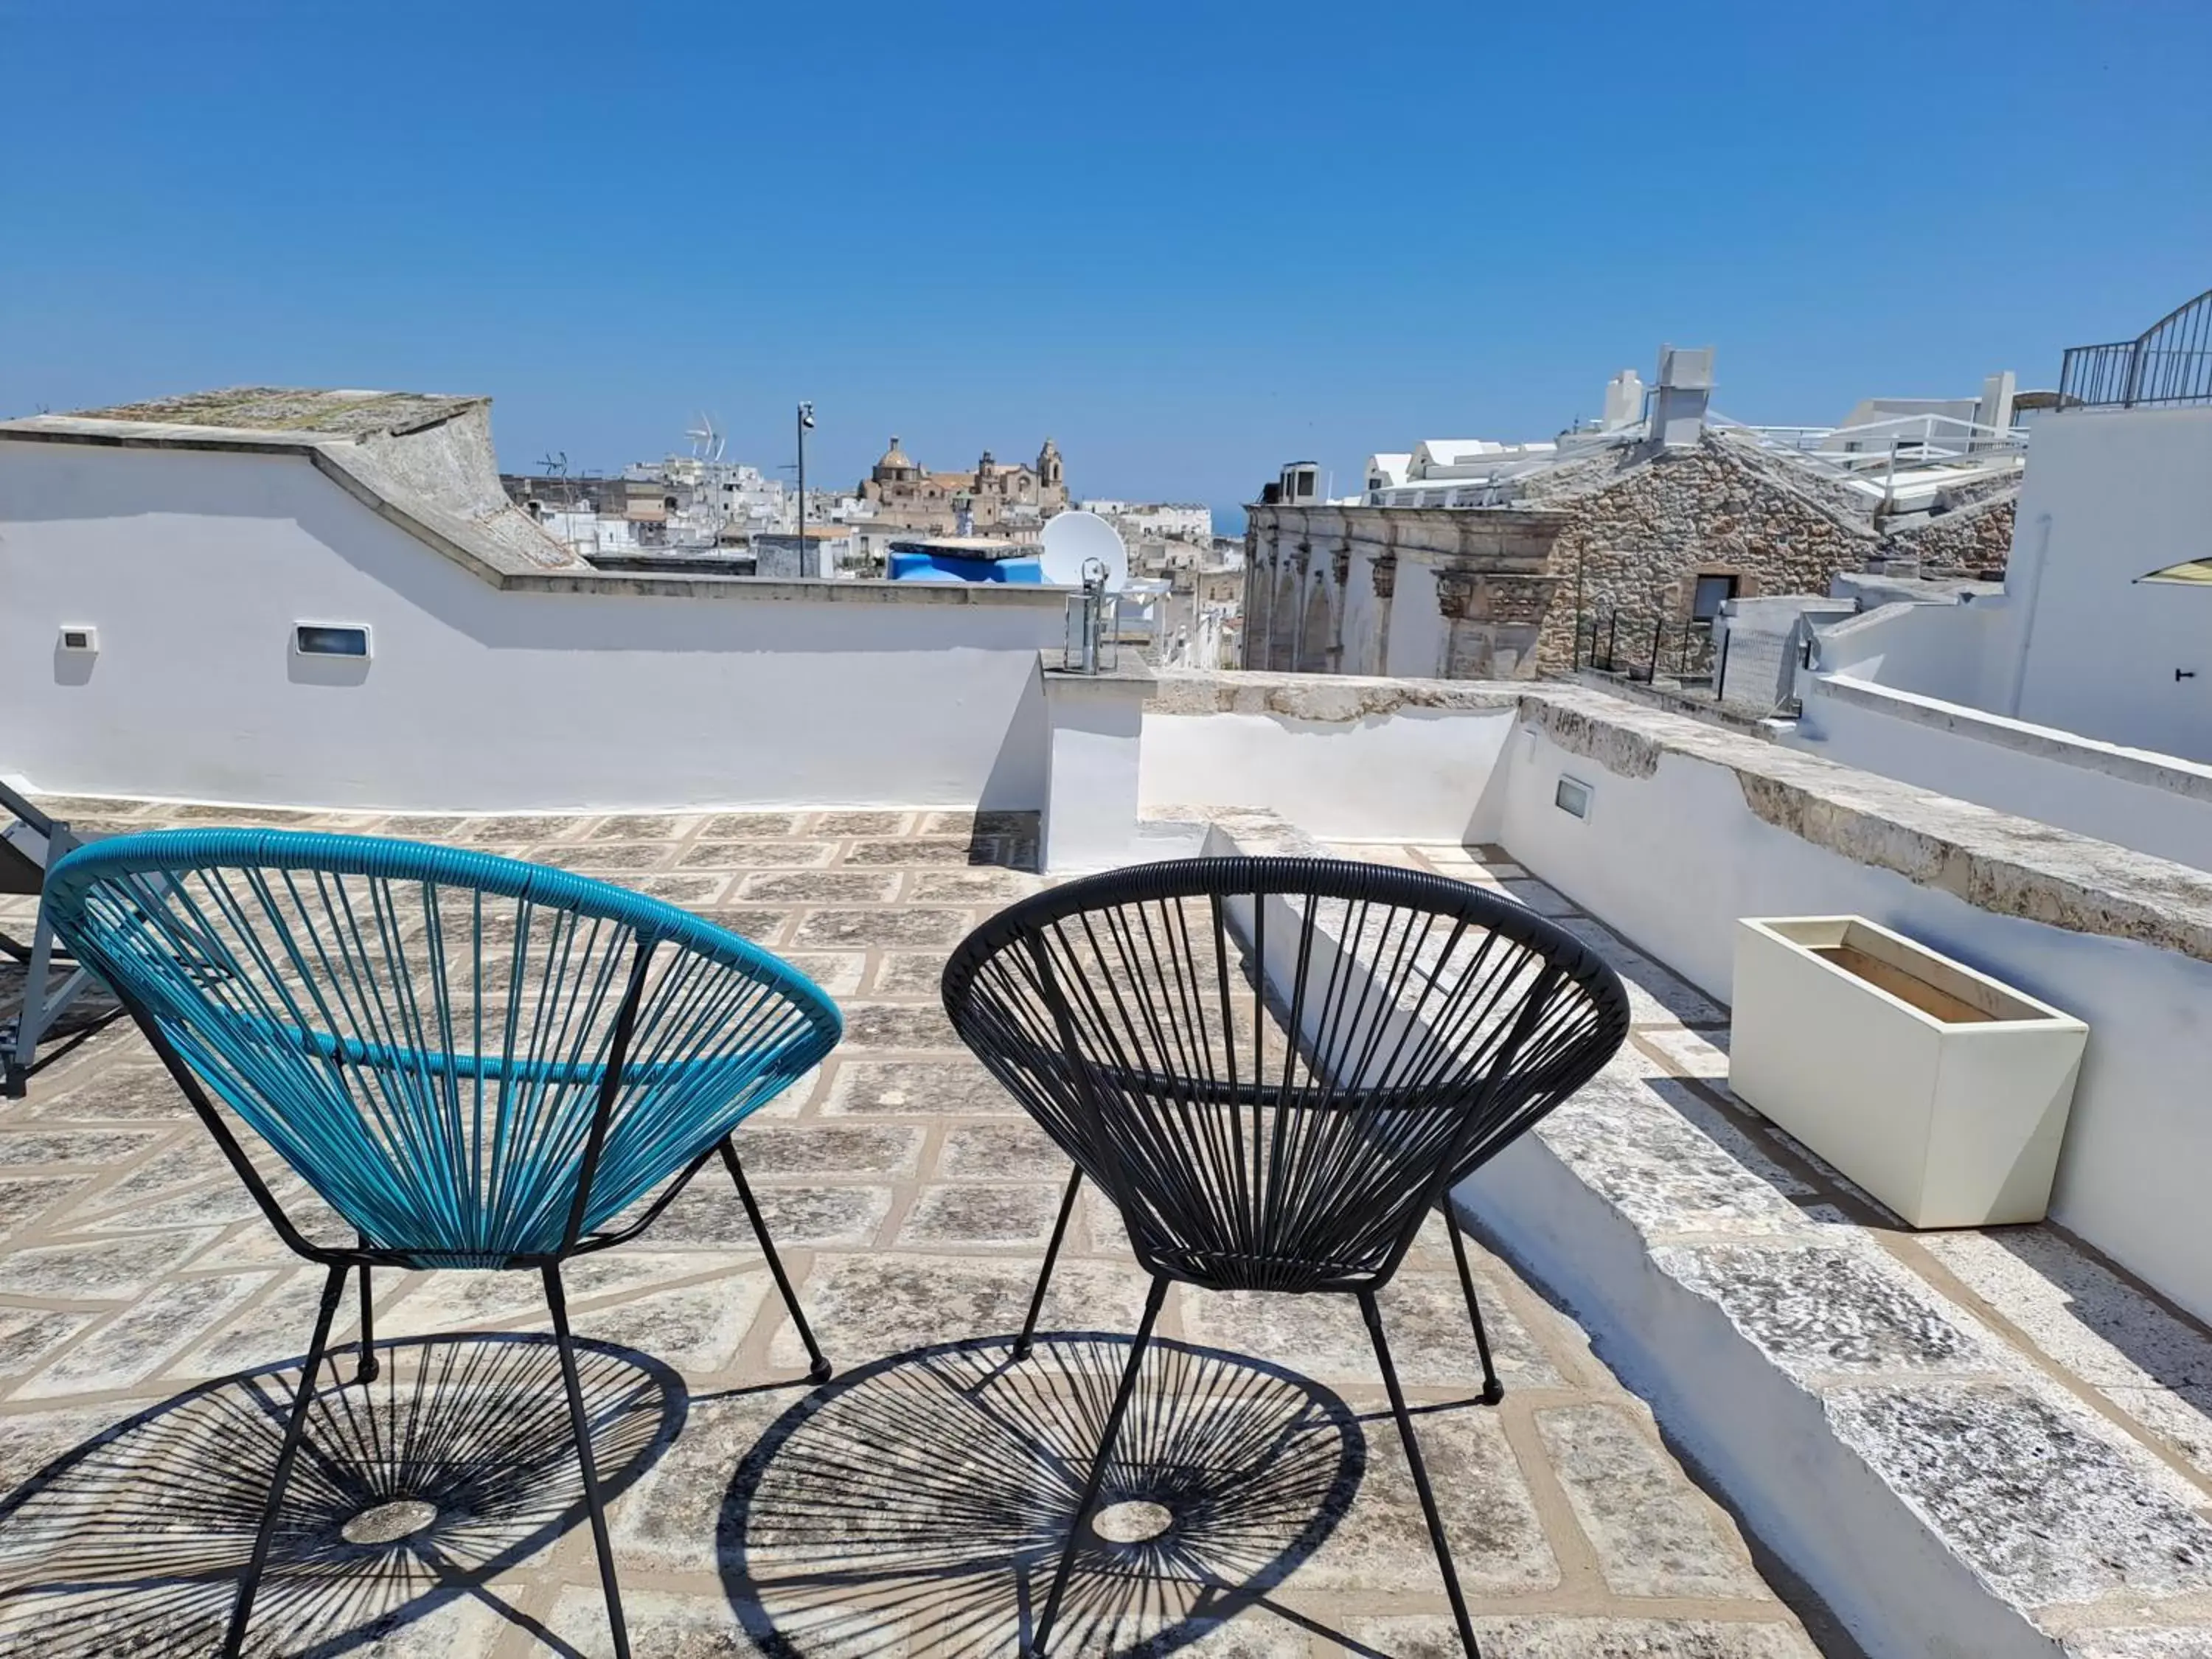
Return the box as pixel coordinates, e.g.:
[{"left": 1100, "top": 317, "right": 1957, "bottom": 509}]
[{"left": 941, "top": 856, "right": 1630, "bottom": 1658}]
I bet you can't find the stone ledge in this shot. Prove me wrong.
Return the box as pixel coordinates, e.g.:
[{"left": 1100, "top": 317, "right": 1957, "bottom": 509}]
[
  {"left": 1150, "top": 667, "right": 1523, "bottom": 720},
  {"left": 1515, "top": 684, "right": 2212, "bottom": 966}
]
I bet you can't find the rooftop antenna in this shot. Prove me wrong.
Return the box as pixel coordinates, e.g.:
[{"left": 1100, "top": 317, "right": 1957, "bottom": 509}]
[{"left": 688, "top": 413, "right": 723, "bottom": 463}]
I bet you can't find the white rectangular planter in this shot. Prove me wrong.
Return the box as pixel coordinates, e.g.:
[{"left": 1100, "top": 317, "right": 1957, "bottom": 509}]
[{"left": 1730, "top": 917, "right": 2087, "bottom": 1228}]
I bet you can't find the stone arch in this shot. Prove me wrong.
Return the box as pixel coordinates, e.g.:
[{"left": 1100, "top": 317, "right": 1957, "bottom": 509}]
[
  {"left": 1298, "top": 569, "right": 1332, "bottom": 672},
  {"left": 1270, "top": 558, "right": 1301, "bottom": 670}
]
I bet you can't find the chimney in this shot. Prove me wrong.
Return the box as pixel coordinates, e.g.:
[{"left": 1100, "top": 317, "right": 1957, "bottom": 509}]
[{"left": 1652, "top": 346, "right": 1715, "bottom": 448}]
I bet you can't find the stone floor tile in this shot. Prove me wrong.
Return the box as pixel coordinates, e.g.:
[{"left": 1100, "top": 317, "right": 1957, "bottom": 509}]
[
  {"left": 1826, "top": 1380, "right": 2212, "bottom": 1605},
  {"left": 908, "top": 866, "right": 1048, "bottom": 902},
  {"left": 633, "top": 872, "right": 734, "bottom": 906},
  {"left": 1179, "top": 1273, "right": 1563, "bottom": 1392},
  {"left": 769, "top": 1254, "right": 1153, "bottom": 1366},
  {"left": 821, "top": 1058, "right": 1017, "bottom": 1116},
  {"left": 0, "top": 1307, "right": 99, "bottom": 1380},
  {"left": 1537, "top": 1402, "right": 1770, "bottom": 1599},
  {"left": 170, "top": 1263, "right": 363, "bottom": 1379},
  {"left": 529, "top": 841, "right": 676, "bottom": 873},
  {"left": 1641, "top": 1023, "right": 1732, "bottom": 1079},
  {"left": 458, "top": 813, "right": 589, "bottom": 844},
  {"left": 1298, "top": 1405, "right": 1558, "bottom": 1594},
  {"left": 939, "top": 1122, "right": 1071, "bottom": 1180},
  {"left": 0, "top": 1127, "right": 164, "bottom": 1166},
  {"left": 0, "top": 1175, "right": 90, "bottom": 1243},
  {"left": 24, "top": 1064, "right": 195, "bottom": 1121},
  {"left": 566, "top": 1276, "right": 771, "bottom": 1375},
  {"left": 774, "top": 950, "right": 867, "bottom": 996},
  {"left": 1497, "top": 878, "right": 1585, "bottom": 917},
  {"left": 590, "top": 813, "right": 699, "bottom": 841},
  {"left": 872, "top": 950, "right": 955, "bottom": 995},
  {"left": 680, "top": 840, "right": 835, "bottom": 869},
  {"left": 738, "top": 869, "right": 903, "bottom": 904},
  {"left": 700, "top": 811, "right": 802, "bottom": 838},
  {"left": 844, "top": 837, "right": 994, "bottom": 867},
  {"left": 0, "top": 1228, "right": 220, "bottom": 1299},
  {"left": 1555, "top": 917, "right": 1727, "bottom": 1026},
  {"left": 695, "top": 907, "right": 792, "bottom": 945},
  {"left": 796, "top": 907, "right": 973, "bottom": 949},
  {"left": 1345, "top": 1616, "right": 1819, "bottom": 1658},
  {"left": 840, "top": 1001, "right": 961, "bottom": 1050},
  {"left": 608, "top": 1389, "right": 797, "bottom": 1576},
  {"left": 809, "top": 810, "right": 916, "bottom": 836},
  {"left": 899, "top": 1183, "right": 1066, "bottom": 1248},
  {"left": 14, "top": 1269, "right": 271, "bottom": 1398},
  {"left": 732, "top": 1123, "right": 926, "bottom": 1179}
]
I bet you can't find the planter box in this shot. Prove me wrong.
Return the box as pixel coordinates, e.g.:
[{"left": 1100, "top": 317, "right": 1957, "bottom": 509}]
[{"left": 1730, "top": 917, "right": 2087, "bottom": 1228}]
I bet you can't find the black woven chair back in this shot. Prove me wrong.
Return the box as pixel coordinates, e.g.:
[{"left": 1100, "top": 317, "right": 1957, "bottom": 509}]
[{"left": 942, "top": 857, "right": 1630, "bottom": 1295}]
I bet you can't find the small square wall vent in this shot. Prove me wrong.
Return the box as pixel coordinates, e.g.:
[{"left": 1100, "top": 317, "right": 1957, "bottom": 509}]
[
  {"left": 1554, "top": 776, "right": 1593, "bottom": 819},
  {"left": 58, "top": 625, "right": 97, "bottom": 653},
  {"left": 294, "top": 624, "right": 372, "bottom": 658}
]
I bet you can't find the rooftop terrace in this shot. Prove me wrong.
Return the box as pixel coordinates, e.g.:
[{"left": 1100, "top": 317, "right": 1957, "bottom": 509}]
[{"left": 0, "top": 801, "right": 1820, "bottom": 1658}]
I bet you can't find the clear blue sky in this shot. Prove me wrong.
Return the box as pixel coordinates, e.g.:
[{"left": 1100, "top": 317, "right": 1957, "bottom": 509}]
[{"left": 6, "top": 1, "right": 2209, "bottom": 530}]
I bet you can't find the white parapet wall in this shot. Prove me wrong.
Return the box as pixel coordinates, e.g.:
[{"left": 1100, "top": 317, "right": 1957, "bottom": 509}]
[
  {"left": 0, "top": 439, "right": 1067, "bottom": 811},
  {"left": 1139, "top": 668, "right": 1520, "bottom": 843},
  {"left": 1791, "top": 671, "right": 2212, "bottom": 872},
  {"left": 1503, "top": 684, "right": 2212, "bottom": 1327}
]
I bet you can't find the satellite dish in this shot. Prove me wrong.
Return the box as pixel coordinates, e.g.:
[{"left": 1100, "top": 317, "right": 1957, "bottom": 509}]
[{"left": 1039, "top": 510, "right": 1127, "bottom": 590}]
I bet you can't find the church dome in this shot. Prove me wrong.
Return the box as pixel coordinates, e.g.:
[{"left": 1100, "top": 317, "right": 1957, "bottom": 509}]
[{"left": 877, "top": 436, "right": 914, "bottom": 472}]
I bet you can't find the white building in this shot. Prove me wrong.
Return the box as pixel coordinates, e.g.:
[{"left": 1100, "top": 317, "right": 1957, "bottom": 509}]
[{"left": 1778, "top": 290, "right": 2212, "bottom": 871}]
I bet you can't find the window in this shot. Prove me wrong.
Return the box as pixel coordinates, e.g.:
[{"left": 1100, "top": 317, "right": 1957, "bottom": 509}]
[
  {"left": 1691, "top": 573, "right": 1739, "bottom": 622},
  {"left": 295, "top": 624, "right": 371, "bottom": 658}
]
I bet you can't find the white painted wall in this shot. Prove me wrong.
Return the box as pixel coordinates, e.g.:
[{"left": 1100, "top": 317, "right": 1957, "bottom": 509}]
[
  {"left": 0, "top": 442, "right": 1062, "bottom": 811},
  {"left": 1498, "top": 716, "right": 2212, "bottom": 1326},
  {"left": 1809, "top": 598, "right": 2017, "bottom": 709},
  {"left": 1792, "top": 676, "right": 2212, "bottom": 872},
  {"left": 1138, "top": 704, "right": 1515, "bottom": 842},
  {"left": 2002, "top": 407, "right": 2212, "bottom": 759}
]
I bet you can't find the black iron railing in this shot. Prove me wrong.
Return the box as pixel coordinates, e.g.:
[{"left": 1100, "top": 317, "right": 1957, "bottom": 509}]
[
  {"left": 2058, "top": 288, "right": 2212, "bottom": 410},
  {"left": 1574, "top": 611, "right": 1714, "bottom": 684}
]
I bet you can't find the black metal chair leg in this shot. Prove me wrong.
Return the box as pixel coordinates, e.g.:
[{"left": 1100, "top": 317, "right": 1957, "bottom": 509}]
[
  {"left": 1029, "top": 1272, "right": 1168, "bottom": 1658},
  {"left": 720, "top": 1138, "right": 832, "bottom": 1384},
  {"left": 355, "top": 1259, "right": 380, "bottom": 1384},
  {"left": 542, "top": 1264, "right": 631, "bottom": 1659},
  {"left": 1360, "top": 1290, "right": 1480, "bottom": 1659},
  {"left": 224, "top": 1262, "right": 347, "bottom": 1658},
  {"left": 1015, "top": 1166, "right": 1084, "bottom": 1360},
  {"left": 1444, "top": 1208, "right": 1503, "bottom": 1405}
]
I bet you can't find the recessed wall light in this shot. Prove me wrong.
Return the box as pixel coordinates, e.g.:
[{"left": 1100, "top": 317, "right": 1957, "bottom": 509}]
[
  {"left": 58, "top": 626, "right": 97, "bottom": 653},
  {"left": 1554, "top": 776, "right": 1593, "bottom": 819},
  {"left": 294, "top": 624, "right": 372, "bottom": 659}
]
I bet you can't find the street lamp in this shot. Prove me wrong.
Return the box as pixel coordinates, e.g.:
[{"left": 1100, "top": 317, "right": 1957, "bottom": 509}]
[{"left": 796, "top": 401, "right": 815, "bottom": 562}]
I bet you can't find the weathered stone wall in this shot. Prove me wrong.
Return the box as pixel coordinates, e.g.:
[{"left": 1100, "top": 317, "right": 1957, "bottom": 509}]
[
  {"left": 1528, "top": 436, "right": 1879, "bottom": 672},
  {"left": 1243, "top": 431, "right": 2019, "bottom": 681},
  {"left": 1878, "top": 495, "right": 2016, "bottom": 576}
]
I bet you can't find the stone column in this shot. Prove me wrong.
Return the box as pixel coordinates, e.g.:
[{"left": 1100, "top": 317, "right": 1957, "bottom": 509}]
[
  {"left": 1327, "top": 546, "right": 1352, "bottom": 672},
  {"left": 1370, "top": 550, "right": 1399, "bottom": 678}
]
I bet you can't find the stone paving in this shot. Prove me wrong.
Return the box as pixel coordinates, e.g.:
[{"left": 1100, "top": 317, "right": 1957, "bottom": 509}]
[{"left": 0, "top": 800, "right": 1818, "bottom": 1658}]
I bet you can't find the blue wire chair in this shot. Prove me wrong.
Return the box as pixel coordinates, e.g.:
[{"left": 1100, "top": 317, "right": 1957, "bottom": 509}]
[{"left": 41, "top": 828, "right": 844, "bottom": 1659}]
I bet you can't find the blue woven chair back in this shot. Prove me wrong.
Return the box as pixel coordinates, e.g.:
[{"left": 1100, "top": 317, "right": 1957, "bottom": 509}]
[{"left": 44, "top": 830, "right": 841, "bottom": 1266}]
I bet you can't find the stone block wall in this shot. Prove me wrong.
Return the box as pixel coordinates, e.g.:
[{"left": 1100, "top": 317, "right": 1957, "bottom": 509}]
[{"left": 1245, "top": 430, "right": 2019, "bottom": 681}]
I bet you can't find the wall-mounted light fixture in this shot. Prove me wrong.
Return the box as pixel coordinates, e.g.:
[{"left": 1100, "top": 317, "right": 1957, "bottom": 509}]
[
  {"left": 58, "top": 625, "right": 98, "bottom": 653},
  {"left": 1554, "top": 776, "right": 1593, "bottom": 819},
  {"left": 293, "top": 624, "right": 372, "bottom": 659}
]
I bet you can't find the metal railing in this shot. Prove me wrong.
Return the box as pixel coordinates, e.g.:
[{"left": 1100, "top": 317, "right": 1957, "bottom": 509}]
[
  {"left": 2058, "top": 288, "right": 2212, "bottom": 410},
  {"left": 1575, "top": 611, "right": 1714, "bottom": 684}
]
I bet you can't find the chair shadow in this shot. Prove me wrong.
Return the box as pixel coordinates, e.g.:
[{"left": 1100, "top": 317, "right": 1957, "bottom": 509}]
[
  {"left": 720, "top": 1332, "right": 1365, "bottom": 1658},
  {"left": 0, "top": 1332, "right": 685, "bottom": 1658}
]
